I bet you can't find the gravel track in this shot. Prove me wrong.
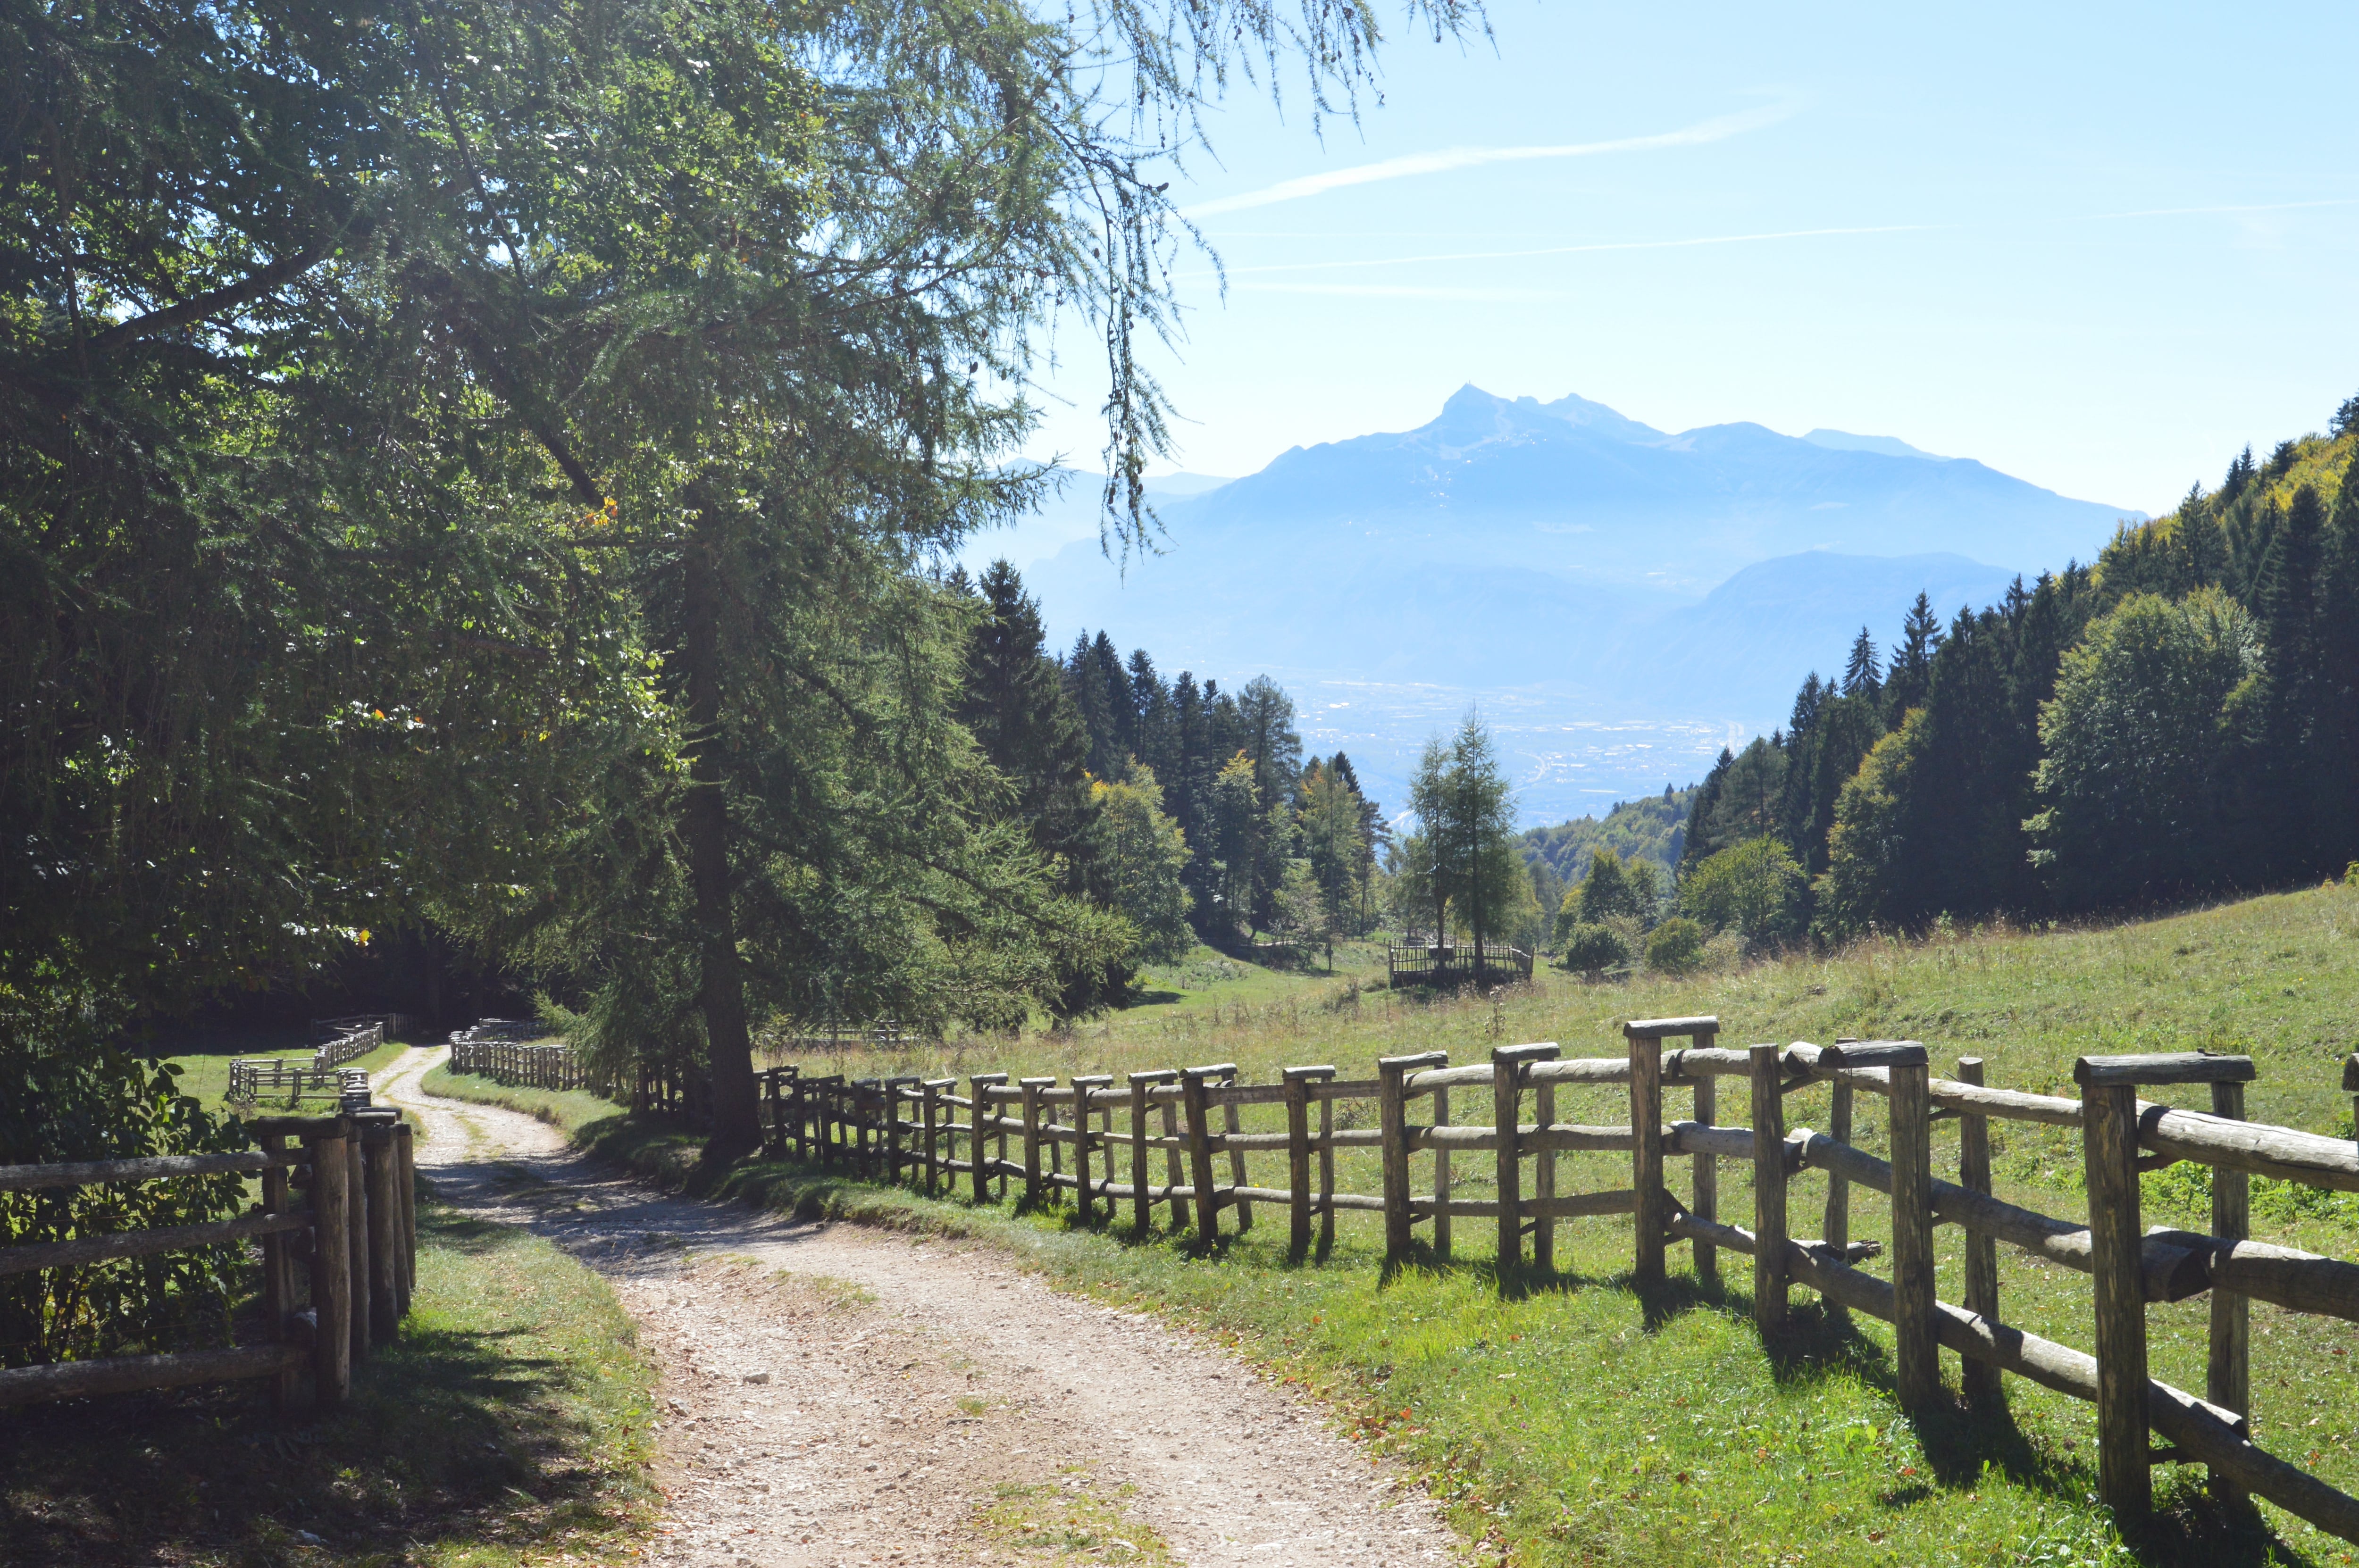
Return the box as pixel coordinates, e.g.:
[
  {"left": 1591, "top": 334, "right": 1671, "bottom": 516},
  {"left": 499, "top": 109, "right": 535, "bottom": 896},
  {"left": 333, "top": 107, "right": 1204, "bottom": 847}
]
[{"left": 373, "top": 1045, "right": 1463, "bottom": 1568}]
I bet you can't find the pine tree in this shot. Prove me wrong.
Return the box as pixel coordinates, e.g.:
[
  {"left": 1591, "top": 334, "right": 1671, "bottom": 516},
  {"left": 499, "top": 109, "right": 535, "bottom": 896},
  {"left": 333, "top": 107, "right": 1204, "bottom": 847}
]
[
  {"left": 958, "top": 563, "right": 1100, "bottom": 889},
  {"left": 1129, "top": 650, "right": 1174, "bottom": 777},
  {"left": 2222, "top": 443, "right": 2258, "bottom": 503},
  {"left": 1842, "top": 628, "right": 1883, "bottom": 698},
  {"left": 1064, "top": 631, "right": 1118, "bottom": 776},
  {"left": 2315, "top": 459, "right": 2359, "bottom": 872},
  {"left": 1884, "top": 593, "right": 1941, "bottom": 718},
  {"left": 2247, "top": 484, "right": 2327, "bottom": 877}
]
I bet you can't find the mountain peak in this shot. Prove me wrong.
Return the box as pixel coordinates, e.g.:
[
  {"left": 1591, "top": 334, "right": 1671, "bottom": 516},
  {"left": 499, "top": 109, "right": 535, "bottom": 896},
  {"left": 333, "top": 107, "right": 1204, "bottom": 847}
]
[{"left": 1433, "top": 384, "right": 1666, "bottom": 447}]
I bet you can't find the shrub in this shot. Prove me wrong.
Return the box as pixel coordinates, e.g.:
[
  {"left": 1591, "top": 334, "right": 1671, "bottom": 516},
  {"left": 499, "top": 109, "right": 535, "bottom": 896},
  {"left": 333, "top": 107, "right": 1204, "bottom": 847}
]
[
  {"left": 0, "top": 1034, "right": 251, "bottom": 1367},
  {"left": 1681, "top": 836, "right": 1807, "bottom": 950},
  {"left": 1559, "top": 921, "right": 1631, "bottom": 979},
  {"left": 1644, "top": 916, "right": 1706, "bottom": 975}
]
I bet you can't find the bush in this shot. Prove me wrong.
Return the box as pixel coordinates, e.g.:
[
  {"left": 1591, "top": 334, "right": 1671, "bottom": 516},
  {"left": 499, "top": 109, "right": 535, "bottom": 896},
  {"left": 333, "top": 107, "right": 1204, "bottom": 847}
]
[
  {"left": 1559, "top": 921, "right": 1631, "bottom": 979},
  {"left": 0, "top": 1035, "right": 251, "bottom": 1367},
  {"left": 1644, "top": 916, "right": 1707, "bottom": 976},
  {"left": 1682, "top": 836, "right": 1807, "bottom": 950}
]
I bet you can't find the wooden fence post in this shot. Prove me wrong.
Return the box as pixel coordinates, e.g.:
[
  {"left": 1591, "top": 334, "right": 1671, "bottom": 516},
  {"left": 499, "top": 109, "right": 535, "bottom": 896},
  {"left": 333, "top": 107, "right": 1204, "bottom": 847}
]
[
  {"left": 920, "top": 1079, "right": 942, "bottom": 1199},
  {"left": 852, "top": 1080, "right": 871, "bottom": 1175},
  {"left": 1492, "top": 1043, "right": 1558, "bottom": 1275},
  {"left": 345, "top": 1133, "right": 370, "bottom": 1364},
  {"left": 1180, "top": 1066, "right": 1230, "bottom": 1248},
  {"left": 1493, "top": 1047, "right": 1522, "bottom": 1273},
  {"left": 1956, "top": 1057, "right": 2001, "bottom": 1408},
  {"left": 1284, "top": 1067, "right": 1334, "bottom": 1255},
  {"left": 361, "top": 1119, "right": 399, "bottom": 1346},
  {"left": 1533, "top": 1073, "right": 1557, "bottom": 1274},
  {"left": 1823, "top": 1077, "right": 1853, "bottom": 1324},
  {"left": 1690, "top": 1063, "right": 1717, "bottom": 1289},
  {"left": 1626, "top": 1027, "right": 1665, "bottom": 1290},
  {"left": 1749, "top": 1043, "right": 1787, "bottom": 1331},
  {"left": 970, "top": 1074, "right": 1008, "bottom": 1204},
  {"left": 1160, "top": 1087, "right": 1188, "bottom": 1230},
  {"left": 2346, "top": 1054, "right": 2358, "bottom": 1151},
  {"left": 1885, "top": 1046, "right": 1937, "bottom": 1413},
  {"left": 396, "top": 1122, "right": 416, "bottom": 1316},
  {"left": 1019, "top": 1077, "right": 1053, "bottom": 1209},
  {"left": 259, "top": 1130, "right": 297, "bottom": 1411},
  {"left": 1220, "top": 1070, "right": 1252, "bottom": 1232},
  {"left": 308, "top": 1126, "right": 351, "bottom": 1408},
  {"left": 1378, "top": 1052, "right": 1446, "bottom": 1269},
  {"left": 1072, "top": 1076, "right": 1112, "bottom": 1224},
  {"left": 1431, "top": 1084, "right": 1453, "bottom": 1261},
  {"left": 2078, "top": 1064, "right": 2151, "bottom": 1526},
  {"left": 1317, "top": 1081, "right": 1337, "bottom": 1250},
  {"left": 1129, "top": 1070, "right": 1177, "bottom": 1234},
  {"left": 2208, "top": 1075, "right": 2250, "bottom": 1504}
]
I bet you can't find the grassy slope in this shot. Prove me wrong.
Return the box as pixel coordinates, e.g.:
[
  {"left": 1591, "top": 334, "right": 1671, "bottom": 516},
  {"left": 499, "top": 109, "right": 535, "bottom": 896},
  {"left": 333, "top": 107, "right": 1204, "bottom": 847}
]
[
  {"left": 433, "top": 885, "right": 2359, "bottom": 1568},
  {"left": 0, "top": 1198, "right": 658, "bottom": 1568}
]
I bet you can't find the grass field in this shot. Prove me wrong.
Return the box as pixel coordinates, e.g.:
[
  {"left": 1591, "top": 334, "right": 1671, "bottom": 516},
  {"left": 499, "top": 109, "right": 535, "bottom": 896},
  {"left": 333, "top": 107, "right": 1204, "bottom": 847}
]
[
  {"left": 0, "top": 1197, "right": 658, "bottom": 1568},
  {"left": 426, "top": 883, "right": 2359, "bottom": 1568}
]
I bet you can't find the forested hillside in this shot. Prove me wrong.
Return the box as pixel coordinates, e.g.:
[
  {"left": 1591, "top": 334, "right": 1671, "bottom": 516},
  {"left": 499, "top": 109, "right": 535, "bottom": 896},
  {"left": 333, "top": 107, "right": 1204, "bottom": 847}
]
[
  {"left": 1678, "top": 400, "right": 2359, "bottom": 941},
  {"left": 1517, "top": 788, "right": 1693, "bottom": 922}
]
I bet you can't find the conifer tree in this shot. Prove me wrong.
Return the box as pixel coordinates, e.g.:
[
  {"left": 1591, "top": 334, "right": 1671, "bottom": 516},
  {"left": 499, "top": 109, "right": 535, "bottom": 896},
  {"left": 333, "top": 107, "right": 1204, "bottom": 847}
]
[
  {"left": 1842, "top": 628, "right": 1883, "bottom": 698},
  {"left": 1884, "top": 593, "right": 1942, "bottom": 718}
]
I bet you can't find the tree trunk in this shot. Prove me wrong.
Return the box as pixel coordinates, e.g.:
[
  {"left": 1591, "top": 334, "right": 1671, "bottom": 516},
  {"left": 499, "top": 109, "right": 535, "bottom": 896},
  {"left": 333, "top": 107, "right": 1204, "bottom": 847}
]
[{"left": 682, "top": 498, "right": 761, "bottom": 1158}]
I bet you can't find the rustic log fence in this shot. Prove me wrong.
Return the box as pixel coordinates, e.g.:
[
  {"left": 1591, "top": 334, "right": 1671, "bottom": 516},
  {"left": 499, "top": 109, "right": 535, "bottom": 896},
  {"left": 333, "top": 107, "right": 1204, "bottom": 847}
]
[
  {"left": 446, "top": 1021, "right": 606, "bottom": 1092},
  {"left": 1384, "top": 941, "right": 1534, "bottom": 989},
  {"left": 0, "top": 1109, "right": 417, "bottom": 1412},
  {"left": 226, "top": 1020, "right": 385, "bottom": 1106},
  {"left": 752, "top": 1020, "right": 2359, "bottom": 1543}
]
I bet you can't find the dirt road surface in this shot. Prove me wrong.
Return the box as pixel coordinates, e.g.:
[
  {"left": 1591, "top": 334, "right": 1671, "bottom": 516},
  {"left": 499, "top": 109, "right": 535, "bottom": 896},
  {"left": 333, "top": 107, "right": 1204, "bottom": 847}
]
[{"left": 373, "top": 1046, "right": 1463, "bottom": 1568}]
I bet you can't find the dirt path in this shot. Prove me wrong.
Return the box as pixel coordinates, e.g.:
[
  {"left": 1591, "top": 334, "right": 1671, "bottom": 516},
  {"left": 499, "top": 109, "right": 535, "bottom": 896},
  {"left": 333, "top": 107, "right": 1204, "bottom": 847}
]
[{"left": 373, "top": 1046, "right": 1463, "bottom": 1568}]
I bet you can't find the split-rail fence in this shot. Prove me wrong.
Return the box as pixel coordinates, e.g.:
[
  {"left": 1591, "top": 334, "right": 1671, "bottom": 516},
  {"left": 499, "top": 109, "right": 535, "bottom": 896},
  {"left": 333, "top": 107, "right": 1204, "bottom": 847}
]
[
  {"left": 448, "top": 1021, "right": 606, "bottom": 1092},
  {"left": 226, "top": 1019, "right": 386, "bottom": 1106},
  {"left": 757, "top": 1021, "right": 2359, "bottom": 1543},
  {"left": 0, "top": 1109, "right": 418, "bottom": 1412}
]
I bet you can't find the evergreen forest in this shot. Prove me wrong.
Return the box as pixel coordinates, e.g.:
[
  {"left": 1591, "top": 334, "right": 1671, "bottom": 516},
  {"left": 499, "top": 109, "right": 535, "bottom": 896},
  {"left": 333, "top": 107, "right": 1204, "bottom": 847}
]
[{"left": 1679, "top": 404, "right": 2359, "bottom": 943}]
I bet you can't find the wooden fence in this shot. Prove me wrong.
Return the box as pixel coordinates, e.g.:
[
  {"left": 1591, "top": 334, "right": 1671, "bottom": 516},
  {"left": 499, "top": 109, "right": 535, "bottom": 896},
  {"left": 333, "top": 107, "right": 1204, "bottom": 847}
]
[
  {"left": 447, "top": 1027, "right": 602, "bottom": 1092},
  {"left": 753, "top": 1024, "right": 2359, "bottom": 1543},
  {"left": 226, "top": 1020, "right": 385, "bottom": 1106},
  {"left": 0, "top": 1109, "right": 417, "bottom": 1412},
  {"left": 1385, "top": 942, "right": 1534, "bottom": 988}
]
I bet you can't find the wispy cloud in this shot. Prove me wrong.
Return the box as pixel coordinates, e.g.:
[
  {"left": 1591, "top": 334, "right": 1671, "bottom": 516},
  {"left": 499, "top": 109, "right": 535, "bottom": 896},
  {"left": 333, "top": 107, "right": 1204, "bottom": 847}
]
[
  {"left": 1195, "top": 224, "right": 1942, "bottom": 281},
  {"left": 2081, "top": 198, "right": 2356, "bottom": 220},
  {"left": 1180, "top": 100, "right": 1799, "bottom": 218}
]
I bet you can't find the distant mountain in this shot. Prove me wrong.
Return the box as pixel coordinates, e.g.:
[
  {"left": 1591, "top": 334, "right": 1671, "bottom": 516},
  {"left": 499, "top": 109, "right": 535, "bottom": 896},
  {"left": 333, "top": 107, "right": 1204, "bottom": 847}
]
[
  {"left": 1802, "top": 428, "right": 1949, "bottom": 461},
  {"left": 1012, "top": 386, "right": 2139, "bottom": 816},
  {"left": 1614, "top": 551, "right": 2023, "bottom": 717}
]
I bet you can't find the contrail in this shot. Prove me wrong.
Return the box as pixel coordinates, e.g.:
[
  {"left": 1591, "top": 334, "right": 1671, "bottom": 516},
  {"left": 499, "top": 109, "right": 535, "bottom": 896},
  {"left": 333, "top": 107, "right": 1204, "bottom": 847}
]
[{"left": 1180, "top": 100, "right": 1798, "bottom": 218}]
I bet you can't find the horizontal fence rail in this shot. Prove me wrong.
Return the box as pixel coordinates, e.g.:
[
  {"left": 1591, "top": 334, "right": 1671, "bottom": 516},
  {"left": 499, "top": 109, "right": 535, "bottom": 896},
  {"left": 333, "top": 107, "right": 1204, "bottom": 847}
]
[
  {"left": 749, "top": 1023, "right": 2359, "bottom": 1544},
  {"left": 0, "top": 1108, "right": 417, "bottom": 1414}
]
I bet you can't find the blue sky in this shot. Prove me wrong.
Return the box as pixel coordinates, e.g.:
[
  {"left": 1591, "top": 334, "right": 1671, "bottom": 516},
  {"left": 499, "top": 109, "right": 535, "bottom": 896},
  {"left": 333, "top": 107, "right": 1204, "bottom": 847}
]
[{"left": 1022, "top": 1, "right": 2359, "bottom": 517}]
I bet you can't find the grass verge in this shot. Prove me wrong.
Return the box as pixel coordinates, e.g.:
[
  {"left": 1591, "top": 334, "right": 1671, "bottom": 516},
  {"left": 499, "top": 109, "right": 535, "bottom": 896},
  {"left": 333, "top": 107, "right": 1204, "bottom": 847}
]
[{"left": 0, "top": 1198, "right": 658, "bottom": 1568}]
